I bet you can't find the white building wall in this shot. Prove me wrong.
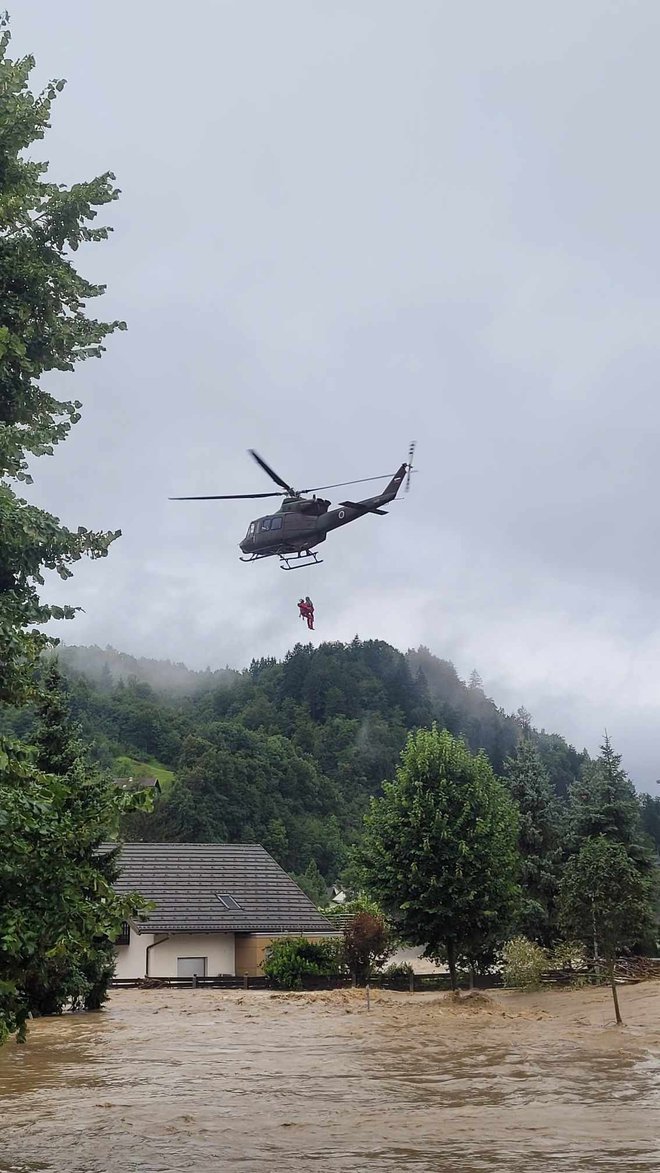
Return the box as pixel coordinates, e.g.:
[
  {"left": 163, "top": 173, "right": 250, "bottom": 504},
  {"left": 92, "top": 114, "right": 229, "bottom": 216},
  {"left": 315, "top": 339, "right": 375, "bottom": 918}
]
[
  {"left": 115, "top": 930, "right": 156, "bottom": 979},
  {"left": 114, "top": 930, "right": 235, "bottom": 979}
]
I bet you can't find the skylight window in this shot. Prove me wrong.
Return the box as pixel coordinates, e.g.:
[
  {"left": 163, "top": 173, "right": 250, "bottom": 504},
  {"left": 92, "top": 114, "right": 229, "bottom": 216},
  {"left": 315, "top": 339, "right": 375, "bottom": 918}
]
[{"left": 215, "top": 893, "right": 242, "bottom": 910}]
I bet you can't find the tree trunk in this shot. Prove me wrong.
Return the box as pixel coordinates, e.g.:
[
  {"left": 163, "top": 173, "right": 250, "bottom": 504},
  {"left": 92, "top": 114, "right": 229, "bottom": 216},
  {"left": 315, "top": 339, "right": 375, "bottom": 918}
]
[
  {"left": 608, "top": 955, "right": 623, "bottom": 1026},
  {"left": 446, "top": 941, "right": 458, "bottom": 991},
  {"left": 591, "top": 899, "right": 599, "bottom": 969},
  {"left": 469, "top": 963, "right": 475, "bottom": 991}
]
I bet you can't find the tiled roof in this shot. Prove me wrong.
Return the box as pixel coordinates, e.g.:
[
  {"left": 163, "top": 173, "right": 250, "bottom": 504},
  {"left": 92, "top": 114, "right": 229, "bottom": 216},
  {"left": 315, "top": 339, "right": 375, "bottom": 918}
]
[{"left": 113, "top": 842, "right": 334, "bottom": 935}]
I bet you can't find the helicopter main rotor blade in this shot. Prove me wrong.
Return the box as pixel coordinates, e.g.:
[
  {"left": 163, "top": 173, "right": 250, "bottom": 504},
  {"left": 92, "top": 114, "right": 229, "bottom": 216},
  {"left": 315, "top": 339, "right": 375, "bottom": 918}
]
[
  {"left": 302, "top": 473, "right": 396, "bottom": 494},
  {"left": 169, "top": 491, "right": 285, "bottom": 501},
  {"left": 249, "top": 450, "right": 296, "bottom": 495}
]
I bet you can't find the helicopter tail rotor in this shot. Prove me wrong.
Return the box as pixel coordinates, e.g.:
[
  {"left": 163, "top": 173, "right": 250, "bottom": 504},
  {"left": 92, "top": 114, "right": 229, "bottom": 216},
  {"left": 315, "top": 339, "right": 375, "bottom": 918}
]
[{"left": 405, "top": 441, "right": 416, "bottom": 492}]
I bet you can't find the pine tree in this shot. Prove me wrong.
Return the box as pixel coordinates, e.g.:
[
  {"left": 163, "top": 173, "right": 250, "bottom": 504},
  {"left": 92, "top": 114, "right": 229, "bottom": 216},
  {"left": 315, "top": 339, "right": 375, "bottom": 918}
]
[
  {"left": 23, "top": 665, "right": 145, "bottom": 1016},
  {"left": 504, "top": 737, "right": 562, "bottom": 944},
  {"left": 292, "top": 859, "right": 328, "bottom": 907},
  {"left": 568, "top": 735, "right": 652, "bottom": 873},
  {"left": 639, "top": 794, "right": 660, "bottom": 856}
]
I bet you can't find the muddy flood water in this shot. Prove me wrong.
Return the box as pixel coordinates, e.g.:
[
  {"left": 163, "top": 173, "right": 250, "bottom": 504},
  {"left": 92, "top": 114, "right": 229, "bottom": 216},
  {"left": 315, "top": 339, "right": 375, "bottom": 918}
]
[{"left": 1, "top": 982, "right": 659, "bottom": 1173}]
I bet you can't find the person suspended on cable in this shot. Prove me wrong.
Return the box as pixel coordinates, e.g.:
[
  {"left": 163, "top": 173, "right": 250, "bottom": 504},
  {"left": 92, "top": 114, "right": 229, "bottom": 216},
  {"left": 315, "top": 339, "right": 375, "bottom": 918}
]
[
  {"left": 297, "top": 597, "right": 314, "bottom": 630},
  {"left": 297, "top": 600, "right": 311, "bottom": 628}
]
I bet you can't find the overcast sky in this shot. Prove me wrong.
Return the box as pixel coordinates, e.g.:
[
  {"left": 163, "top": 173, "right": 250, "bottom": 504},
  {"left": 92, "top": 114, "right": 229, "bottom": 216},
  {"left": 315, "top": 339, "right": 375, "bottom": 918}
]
[{"left": 14, "top": 0, "right": 660, "bottom": 789}]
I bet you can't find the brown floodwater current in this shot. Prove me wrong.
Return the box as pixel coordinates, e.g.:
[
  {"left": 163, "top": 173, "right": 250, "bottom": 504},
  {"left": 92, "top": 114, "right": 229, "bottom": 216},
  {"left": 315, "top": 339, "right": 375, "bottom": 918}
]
[{"left": 1, "top": 983, "right": 659, "bottom": 1172}]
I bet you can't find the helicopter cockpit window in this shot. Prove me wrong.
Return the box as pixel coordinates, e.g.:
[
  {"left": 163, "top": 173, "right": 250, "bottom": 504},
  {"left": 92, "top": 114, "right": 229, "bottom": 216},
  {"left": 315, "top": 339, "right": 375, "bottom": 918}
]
[
  {"left": 260, "top": 518, "right": 271, "bottom": 531},
  {"left": 269, "top": 517, "right": 283, "bottom": 531},
  {"left": 248, "top": 522, "right": 256, "bottom": 536}
]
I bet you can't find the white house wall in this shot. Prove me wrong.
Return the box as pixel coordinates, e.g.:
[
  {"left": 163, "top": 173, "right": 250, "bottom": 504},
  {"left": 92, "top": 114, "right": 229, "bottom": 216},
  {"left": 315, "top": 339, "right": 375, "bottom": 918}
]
[
  {"left": 115, "top": 931, "right": 156, "bottom": 979},
  {"left": 114, "top": 931, "right": 235, "bottom": 979}
]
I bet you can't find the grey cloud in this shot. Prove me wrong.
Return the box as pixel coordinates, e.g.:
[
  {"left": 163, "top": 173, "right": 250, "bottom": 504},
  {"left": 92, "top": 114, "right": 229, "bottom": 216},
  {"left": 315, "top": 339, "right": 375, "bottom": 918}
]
[{"left": 14, "top": 0, "right": 660, "bottom": 789}]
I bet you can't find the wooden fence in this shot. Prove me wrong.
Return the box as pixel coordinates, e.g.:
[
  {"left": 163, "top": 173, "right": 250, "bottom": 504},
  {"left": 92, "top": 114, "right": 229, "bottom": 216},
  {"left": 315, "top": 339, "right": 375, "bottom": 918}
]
[
  {"left": 110, "top": 956, "right": 660, "bottom": 993},
  {"left": 110, "top": 972, "right": 497, "bottom": 992}
]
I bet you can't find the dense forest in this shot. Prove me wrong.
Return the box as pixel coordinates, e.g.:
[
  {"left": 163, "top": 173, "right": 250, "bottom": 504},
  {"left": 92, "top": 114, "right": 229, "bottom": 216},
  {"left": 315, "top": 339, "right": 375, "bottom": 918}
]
[{"left": 5, "top": 638, "right": 659, "bottom": 886}]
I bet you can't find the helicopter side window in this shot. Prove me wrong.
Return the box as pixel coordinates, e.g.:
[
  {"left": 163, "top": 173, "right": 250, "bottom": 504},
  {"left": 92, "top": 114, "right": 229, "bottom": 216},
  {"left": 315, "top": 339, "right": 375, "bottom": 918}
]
[
  {"left": 260, "top": 518, "right": 271, "bottom": 532},
  {"left": 270, "top": 517, "right": 283, "bottom": 531}
]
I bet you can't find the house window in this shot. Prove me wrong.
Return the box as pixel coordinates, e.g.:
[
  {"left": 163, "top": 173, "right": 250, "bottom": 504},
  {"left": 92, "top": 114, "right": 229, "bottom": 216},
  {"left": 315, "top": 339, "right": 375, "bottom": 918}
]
[
  {"left": 269, "top": 517, "right": 283, "bottom": 531},
  {"left": 177, "top": 956, "right": 207, "bottom": 978},
  {"left": 114, "top": 921, "right": 130, "bottom": 946},
  {"left": 215, "top": 893, "right": 243, "bottom": 910}
]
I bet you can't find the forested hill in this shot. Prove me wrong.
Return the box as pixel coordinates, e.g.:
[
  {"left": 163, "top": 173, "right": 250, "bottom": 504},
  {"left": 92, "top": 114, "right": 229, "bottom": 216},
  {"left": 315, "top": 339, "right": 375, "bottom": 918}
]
[
  {"left": 0, "top": 637, "right": 604, "bottom": 883},
  {"left": 56, "top": 643, "right": 238, "bottom": 694}
]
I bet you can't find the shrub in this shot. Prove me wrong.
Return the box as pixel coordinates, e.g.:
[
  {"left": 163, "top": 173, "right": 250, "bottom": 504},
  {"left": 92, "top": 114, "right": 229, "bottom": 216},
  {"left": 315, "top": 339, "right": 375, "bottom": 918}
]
[
  {"left": 262, "top": 937, "right": 344, "bottom": 990},
  {"left": 380, "top": 961, "right": 414, "bottom": 982},
  {"left": 343, "top": 911, "right": 393, "bottom": 984},
  {"left": 550, "top": 940, "right": 588, "bottom": 972},
  {"left": 501, "top": 936, "right": 547, "bottom": 990}
]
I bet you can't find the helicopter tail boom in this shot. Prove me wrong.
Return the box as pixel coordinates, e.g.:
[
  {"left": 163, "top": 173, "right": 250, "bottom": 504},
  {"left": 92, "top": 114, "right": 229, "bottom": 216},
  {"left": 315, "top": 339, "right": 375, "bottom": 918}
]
[{"left": 320, "top": 461, "right": 408, "bottom": 535}]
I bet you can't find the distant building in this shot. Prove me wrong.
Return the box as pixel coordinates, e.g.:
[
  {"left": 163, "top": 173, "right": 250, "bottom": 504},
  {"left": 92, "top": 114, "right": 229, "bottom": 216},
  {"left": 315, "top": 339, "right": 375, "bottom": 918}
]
[
  {"left": 112, "top": 842, "right": 336, "bottom": 979},
  {"left": 112, "top": 777, "right": 162, "bottom": 794}
]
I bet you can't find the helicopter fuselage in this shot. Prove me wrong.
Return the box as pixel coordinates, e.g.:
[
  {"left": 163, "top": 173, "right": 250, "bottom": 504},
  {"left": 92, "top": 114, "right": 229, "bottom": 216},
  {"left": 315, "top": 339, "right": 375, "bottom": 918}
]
[{"left": 239, "top": 463, "right": 407, "bottom": 561}]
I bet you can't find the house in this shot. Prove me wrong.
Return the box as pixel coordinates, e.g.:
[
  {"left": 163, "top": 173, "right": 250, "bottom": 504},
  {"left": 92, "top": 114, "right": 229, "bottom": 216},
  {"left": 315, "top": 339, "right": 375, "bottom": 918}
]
[
  {"left": 113, "top": 776, "right": 162, "bottom": 794},
  {"left": 113, "top": 842, "right": 336, "bottom": 979}
]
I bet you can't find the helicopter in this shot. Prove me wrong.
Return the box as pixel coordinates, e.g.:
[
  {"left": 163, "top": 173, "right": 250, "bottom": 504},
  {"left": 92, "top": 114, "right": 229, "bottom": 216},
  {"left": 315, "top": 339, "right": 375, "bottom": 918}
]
[{"left": 170, "top": 443, "right": 416, "bottom": 570}]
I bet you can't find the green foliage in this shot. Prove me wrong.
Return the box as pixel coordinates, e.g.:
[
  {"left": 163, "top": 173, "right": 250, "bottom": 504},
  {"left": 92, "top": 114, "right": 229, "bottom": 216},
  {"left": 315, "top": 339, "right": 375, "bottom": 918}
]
[
  {"left": 567, "top": 736, "right": 651, "bottom": 872},
  {"left": 356, "top": 726, "right": 522, "bottom": 989},
  {"left": 639, "top": 794, "right": 660, "bottom": 856},
  {"left": 261, "top": 936, "right": 344, "bottom": 989},
  {"left": 342, "top": 910, "right": 393, "bottom": 984},
  {"left": 550, "top": 939, "right": 587, "bottom": 971},
  {"left": 0, "top": 18, "right": 123, "bottom": 705},
  {"left": 504, "top": 737, "right": 562, "bottom": 944},
  {"left": 559, "top": 837, "right": 654, "bottom": 960},
  {"left": 0, "top": 741, "right": 147, "bottom": 1038},
  {"left": 558, "top": 835, "right": 656, "bottom": 1022},
  {"left": 501, "top": 936, "right": 548, "bottom": 990},
  {"left": 322, "top": 893, "right": 384, "bottom": 920},
  {"left": 291, "top": 859, "right": 328, "bottom": 906},
  {"left": 135, "top": 722, "right": 345, "bottom": 875},
  {"left": 2, "top": 636, "right": 592, "bottom": 888},
  {"left": 0, "top": 21, "right": 139, "bottom": 1043},
  {"left": 113, "top": 754, "right": 175, "bottom": 789},
  {"left": 380, "top": 961, "right": 414, "bottom": 981},
  {"left": 0, "top": 667, "right": 150, "bottom": 1036}
]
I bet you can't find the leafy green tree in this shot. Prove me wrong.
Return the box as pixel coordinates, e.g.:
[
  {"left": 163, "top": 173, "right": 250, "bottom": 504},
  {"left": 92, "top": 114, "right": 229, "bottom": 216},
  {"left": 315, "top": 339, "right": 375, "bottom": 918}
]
[
  {"left": 0, "top": 733, "right": 148, "bottom": 1040},
  {"left": 568, "top": 736, "right": 651, "bottom": 873},
  {"left": 0, "top": 20, "right": 130, "bottom": 1043},
  {"left": 356, "top": 726, "right": 521, "bottom": 989},
  {"left": 504, "top": 737, "right": 562, "bottom": 944},
  {"left": 0, "top": 17, "right": 123, "bottom": 704},
  {"left": 559, "top": 837, "right": 655, "bottom": 1024}
]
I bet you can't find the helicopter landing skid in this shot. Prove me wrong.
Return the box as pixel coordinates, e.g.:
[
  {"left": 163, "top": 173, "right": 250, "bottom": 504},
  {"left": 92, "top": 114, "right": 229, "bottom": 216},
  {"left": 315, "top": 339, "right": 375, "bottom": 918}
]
[{"left": 279, "top": 551, "right": 323, "bottom": 571}]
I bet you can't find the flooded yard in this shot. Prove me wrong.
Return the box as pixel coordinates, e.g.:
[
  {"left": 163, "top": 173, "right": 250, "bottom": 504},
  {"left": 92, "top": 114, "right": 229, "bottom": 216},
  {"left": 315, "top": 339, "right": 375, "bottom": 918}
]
[{"left": 1, "top": 982, "right": 659, "bottom": 1172}]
